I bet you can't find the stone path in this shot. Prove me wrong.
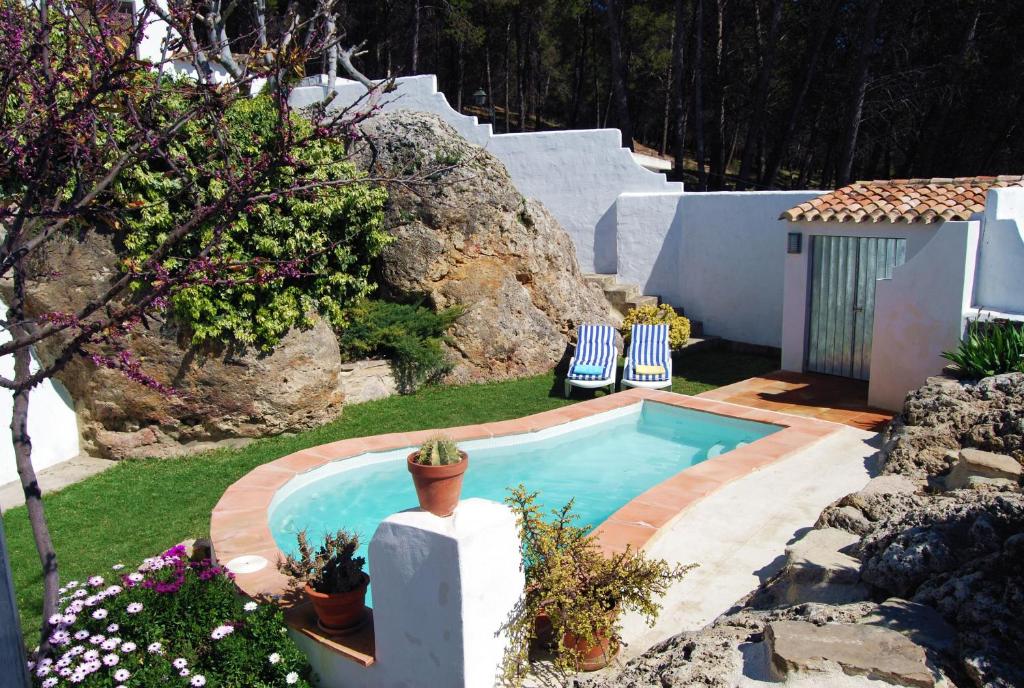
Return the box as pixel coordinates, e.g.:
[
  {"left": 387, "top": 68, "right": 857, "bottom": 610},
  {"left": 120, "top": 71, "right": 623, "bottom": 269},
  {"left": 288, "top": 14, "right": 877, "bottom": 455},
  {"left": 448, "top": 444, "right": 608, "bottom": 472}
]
[{"left": 0, "top": 455, "right": 116, "bottom": 512}]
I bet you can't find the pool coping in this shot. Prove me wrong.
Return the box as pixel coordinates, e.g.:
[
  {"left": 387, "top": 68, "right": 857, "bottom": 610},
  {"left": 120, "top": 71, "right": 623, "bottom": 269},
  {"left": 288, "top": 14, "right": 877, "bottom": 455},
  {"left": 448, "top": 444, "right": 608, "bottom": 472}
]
[{"left": 211, "top": 388, "right": 844, "bottom": 606}]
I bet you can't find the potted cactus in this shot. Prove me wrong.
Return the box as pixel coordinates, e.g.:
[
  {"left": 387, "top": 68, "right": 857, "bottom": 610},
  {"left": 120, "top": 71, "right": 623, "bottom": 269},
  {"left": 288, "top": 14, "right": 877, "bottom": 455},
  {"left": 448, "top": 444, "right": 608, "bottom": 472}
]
[
  {"left": 278, "top": 529, "right": 369, "bottom": 633},
  {"left": 407, "top": 435, "right": 469, "bottom": 517}
]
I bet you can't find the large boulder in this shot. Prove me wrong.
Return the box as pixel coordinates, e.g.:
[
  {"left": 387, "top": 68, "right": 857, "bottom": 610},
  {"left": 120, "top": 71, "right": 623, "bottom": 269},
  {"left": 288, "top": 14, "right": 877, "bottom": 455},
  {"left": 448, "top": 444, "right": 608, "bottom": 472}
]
[
  {"left": 353, "top": 111, "right": 615, "bottom": 383},
  {"left": 21, "top": 230, "right": 346, "bottom": 459},
  {"left": 882, "top": 374, "right": 1024, "bottom": 480}
]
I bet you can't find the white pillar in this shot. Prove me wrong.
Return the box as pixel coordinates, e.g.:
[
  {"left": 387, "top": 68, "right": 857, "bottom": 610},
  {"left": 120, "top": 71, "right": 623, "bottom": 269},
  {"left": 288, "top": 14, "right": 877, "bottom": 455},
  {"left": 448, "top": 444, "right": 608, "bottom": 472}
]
[
  {"left": 370, "top": 498, "right": 523, "bottom": 687},
  {"left": 296, "top": 498, "right": 524, "bottom": 688}
]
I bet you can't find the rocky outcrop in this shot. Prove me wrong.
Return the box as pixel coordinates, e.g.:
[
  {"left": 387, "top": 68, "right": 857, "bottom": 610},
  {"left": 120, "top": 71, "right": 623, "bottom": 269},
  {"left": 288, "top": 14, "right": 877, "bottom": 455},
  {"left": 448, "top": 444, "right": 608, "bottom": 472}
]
[
  {"left": 881, "top": 374, "right": 1024, "bottom": 481},
  {"left": 353, "top": 111, "right": 615, "bottom": 384},
  {"left": 22, "top": 230, "right": 346, "bottom": 459},
  {"left": 944, "top": 448, "right": 1022, "bottom": 490},
  {"left": 766, "top": 620, "right": 935, "bottom": 687}
]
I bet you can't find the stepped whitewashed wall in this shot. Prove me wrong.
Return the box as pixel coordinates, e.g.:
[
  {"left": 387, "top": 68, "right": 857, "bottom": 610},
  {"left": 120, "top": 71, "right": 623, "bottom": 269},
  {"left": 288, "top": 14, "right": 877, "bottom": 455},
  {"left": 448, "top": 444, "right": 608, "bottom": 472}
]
[{"left": 290, "top": 75, "right": 681, "bottom": 273}]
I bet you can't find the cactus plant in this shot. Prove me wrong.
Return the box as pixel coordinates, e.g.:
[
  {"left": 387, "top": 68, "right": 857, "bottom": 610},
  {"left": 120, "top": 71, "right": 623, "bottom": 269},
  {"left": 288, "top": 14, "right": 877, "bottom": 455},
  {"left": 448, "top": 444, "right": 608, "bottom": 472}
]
[
  {"left": 413, "top": 435, "right": 463, "bottom": 466},
  {"left": 278, "top": 528, "right": 366, "bottom": 595}
]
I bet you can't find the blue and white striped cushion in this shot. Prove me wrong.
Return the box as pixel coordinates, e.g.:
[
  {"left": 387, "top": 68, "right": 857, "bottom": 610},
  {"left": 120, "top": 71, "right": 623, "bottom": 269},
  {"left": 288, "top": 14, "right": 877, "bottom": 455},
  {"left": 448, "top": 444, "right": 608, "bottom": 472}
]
[
  {"left": 566, "top": 324, "right": 616, "bottom": 381},
  {"left": 624, "top": 324, "right": 670, "bottom": 382}
]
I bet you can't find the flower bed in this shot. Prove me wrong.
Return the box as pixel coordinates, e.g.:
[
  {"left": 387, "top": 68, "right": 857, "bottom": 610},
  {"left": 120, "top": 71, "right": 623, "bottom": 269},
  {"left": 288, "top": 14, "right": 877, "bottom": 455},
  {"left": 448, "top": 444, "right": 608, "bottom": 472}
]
[{"left": 28, "top": 545, "right": 311, "bottom": 688}]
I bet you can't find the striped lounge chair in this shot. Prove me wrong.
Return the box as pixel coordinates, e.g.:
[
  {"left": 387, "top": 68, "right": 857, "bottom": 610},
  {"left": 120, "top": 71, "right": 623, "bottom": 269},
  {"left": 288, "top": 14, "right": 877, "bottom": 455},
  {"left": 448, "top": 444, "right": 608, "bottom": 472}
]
[
  {"left": 563, "top": 324, "right": 618, "bottom": 398},
  {"left": 621, "top": 323, "right": 672, "bottom": 390}
]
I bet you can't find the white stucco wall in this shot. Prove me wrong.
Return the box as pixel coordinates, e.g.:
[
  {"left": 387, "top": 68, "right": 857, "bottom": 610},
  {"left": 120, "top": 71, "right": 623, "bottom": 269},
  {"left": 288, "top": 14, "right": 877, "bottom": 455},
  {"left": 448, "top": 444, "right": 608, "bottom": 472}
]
[
  {"left": 780, "top": 221, "right": 942, "bottom": 373},
  {"left": 0, "top": 304, "right": 80, "bottom": 487},
  {"left": 290, "top": 75, "right": 681, "bottom": 273},
  {"left": 675, "top": 192, "right": 821, "bottom": 348},
  {"left": 974, "top": 187, "right": 1024, "bottom": 314},
  {"left": 868, "top": 221, "right": 980, "bottom": 410},
  {"left": 293, "top": 498, "right": 523, "bottom": 688}
]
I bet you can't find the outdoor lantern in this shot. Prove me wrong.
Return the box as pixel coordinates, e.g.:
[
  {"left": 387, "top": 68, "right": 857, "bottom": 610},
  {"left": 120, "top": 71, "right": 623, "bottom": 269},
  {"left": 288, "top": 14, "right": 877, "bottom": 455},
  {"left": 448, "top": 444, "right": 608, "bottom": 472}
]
[
  {"left": 472, "top": 88, "right": 487, "bottom": 107},
  {"left": 787, "top": 232, "right": 803, "bottom": 254}
]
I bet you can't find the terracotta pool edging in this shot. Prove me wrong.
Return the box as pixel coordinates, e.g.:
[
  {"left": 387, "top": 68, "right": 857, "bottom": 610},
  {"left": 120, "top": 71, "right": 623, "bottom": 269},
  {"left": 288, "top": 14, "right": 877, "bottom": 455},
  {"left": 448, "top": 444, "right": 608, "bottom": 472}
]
[{"left": 211, "top": 388, "right": 845, "bottom": 604}]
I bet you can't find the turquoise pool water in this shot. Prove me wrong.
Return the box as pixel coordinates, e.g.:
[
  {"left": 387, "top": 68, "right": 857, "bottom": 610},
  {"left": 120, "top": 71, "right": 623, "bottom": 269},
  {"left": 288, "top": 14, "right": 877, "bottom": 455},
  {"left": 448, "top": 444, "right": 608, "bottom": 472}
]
[{"left": 269, "top": 402, "right": 780, "bottom": 571}]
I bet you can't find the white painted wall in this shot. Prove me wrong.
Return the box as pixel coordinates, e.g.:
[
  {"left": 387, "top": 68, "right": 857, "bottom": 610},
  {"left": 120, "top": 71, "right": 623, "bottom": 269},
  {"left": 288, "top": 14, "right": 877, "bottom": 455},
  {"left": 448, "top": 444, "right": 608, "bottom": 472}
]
[
  {"left": 291, "top": 75, "right": 681, "bottom": 273},
  {"left": 0, "top": 304, "right": 80, "bottom": 487},
  {"left": 868, "top": 221, "right": 980, "bottom": 410},
  {"left": 780, "top": 221, "right": 941, "bottom": 374},
  {"left": 974, "top": 187, "right": 1024, "bottom": 314},
  {"left": 293, "top": 498, "right": 523, "bottom": 688}
]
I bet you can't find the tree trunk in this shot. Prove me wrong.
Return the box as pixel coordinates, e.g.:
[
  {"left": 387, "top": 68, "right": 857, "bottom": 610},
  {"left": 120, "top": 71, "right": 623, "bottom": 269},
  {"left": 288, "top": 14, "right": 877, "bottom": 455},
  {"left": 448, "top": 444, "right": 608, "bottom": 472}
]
[
  {"left": 411, "top": 0, "right": 420, "bottom": 73},
  {"left": 456, "top": 38, "right": 464, "bottom": 112},
  {"left": 503, "top": 21, "right": 511, "bottom": 133},
  {"left": 736, "top": 0, "right": 782, "bottom": 189},
  {"left": 836, "top": 0, "right": 882, "bottom": 187},
  {"left": 760, "top": 0, "right": 839, "bottom": 187},
  {"left": 692, "top": 0, "right": 706, "bottom": 188},
  {"left": 671, "top": 0, "right": 691, "bottom": 179},
  {"left": 604, "top": 0, "right": 634, "bottom": 149},
  {"left": 326, "top": 13, "right": 338, "bottom": 96},
  {"left": 9, "top": 265, "right": 59, "bottom": 653},
  {"left": 485, "top": 48, "right": 496, "bottom": 126},
  {"left": 660, "top": 28, "right": 674, "bottom": 156},
  {"left": 708, "top": 0, "right": 726, "bottom": 189}
]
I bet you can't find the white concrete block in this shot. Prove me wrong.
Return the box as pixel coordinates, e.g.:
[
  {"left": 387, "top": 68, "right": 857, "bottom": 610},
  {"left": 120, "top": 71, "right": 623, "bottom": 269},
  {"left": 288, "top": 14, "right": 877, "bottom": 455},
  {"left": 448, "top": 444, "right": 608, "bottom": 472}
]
[{"left": 302, "top": 498, "right": 524, "bottom": 688}]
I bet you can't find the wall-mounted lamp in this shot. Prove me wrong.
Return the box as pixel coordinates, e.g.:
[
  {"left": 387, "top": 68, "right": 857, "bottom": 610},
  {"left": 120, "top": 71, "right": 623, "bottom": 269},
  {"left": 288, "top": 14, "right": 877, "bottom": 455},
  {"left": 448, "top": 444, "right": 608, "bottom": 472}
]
[{"left": 787, "top": 232, "right": 803, "bottom": 254}]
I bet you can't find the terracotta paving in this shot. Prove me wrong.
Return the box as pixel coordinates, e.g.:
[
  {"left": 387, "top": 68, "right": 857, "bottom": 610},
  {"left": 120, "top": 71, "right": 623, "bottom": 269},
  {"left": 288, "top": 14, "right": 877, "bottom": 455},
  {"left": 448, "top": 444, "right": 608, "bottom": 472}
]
[
  {"left": 696, "top": 370, "right": 893, "bottom": 432},
  {"left": 210, "top": 386, "right": 856, "bottom": 664}
]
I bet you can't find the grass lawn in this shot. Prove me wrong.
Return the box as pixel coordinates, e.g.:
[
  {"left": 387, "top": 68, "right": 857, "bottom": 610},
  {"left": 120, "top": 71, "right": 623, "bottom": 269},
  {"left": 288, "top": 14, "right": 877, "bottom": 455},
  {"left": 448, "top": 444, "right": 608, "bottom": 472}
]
[{"left": 3, "top": 349, "right": 776, "bottom": 637}]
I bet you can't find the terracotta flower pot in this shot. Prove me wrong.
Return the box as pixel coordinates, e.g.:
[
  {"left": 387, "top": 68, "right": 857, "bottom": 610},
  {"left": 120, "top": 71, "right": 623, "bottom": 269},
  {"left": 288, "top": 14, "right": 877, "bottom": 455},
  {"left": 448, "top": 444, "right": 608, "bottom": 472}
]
[
  {"left": 562, "top": 628, "right": 617, "bottom": 672},
  {"left": 304, "top": 574, "right": 369, "bottom": 632},
  {"left": 407, "top": 451, "right": 469, "bottom": 517}
]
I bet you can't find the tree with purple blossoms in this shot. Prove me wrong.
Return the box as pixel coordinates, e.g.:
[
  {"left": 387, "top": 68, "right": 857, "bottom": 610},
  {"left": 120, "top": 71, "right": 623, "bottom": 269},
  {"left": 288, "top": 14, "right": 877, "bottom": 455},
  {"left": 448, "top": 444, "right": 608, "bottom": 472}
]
[{"left": 0, "top": 0, "right": 427, "bottom": 655}]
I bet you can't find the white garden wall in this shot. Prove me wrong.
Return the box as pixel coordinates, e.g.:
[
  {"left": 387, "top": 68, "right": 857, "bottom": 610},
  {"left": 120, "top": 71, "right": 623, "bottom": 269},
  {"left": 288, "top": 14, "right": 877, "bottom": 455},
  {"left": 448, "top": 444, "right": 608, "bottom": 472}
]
[
  {"left": 290, "top": 75, "right": 681, "bottom": 273},
  {"left": 974, "top": 186, "right": 1024, "bottom": 314},
  {"left": 868, "top": 221, "right": 980, "bottom": 410},
  {"left": 0, "top": 303, "right": 80, "bottom": 487}
]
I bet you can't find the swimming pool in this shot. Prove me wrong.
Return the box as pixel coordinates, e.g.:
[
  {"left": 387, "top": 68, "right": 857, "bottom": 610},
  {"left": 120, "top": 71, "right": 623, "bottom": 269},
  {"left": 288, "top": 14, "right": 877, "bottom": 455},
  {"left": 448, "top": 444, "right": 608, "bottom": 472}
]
[{"left": 268, "top": 401, "right": 781, "bottom": 564}]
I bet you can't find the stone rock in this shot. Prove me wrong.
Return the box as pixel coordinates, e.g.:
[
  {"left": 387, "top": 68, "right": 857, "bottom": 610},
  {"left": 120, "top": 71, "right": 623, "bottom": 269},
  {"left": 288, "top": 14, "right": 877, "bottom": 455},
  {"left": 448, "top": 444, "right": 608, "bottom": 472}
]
[
  {"left": 338, "top": 359, "right": 398, "bottom": 404},
  {"left": 353, "top": 112, "right": 615, "bottom": 384},
  {"left": 765, "top": 620, "right": 935, "bottom": 687},
  {"left": 756, "top": 528, "right": 869, "bottom": 606},
  {"left": 817, "top": 475, "right": 923, "bottom": 537},
  {"left": 22, "top": 230, "right": 346, "bottom": 459},
  {"left": 881, "top": 373, "right": 1024, "bottom": 480},
  {"left": 858, "top": 598, "right": 958, "bottom": 656},
  {"left": 945, "top": 448, "right": 1022, "bottom": 490}
]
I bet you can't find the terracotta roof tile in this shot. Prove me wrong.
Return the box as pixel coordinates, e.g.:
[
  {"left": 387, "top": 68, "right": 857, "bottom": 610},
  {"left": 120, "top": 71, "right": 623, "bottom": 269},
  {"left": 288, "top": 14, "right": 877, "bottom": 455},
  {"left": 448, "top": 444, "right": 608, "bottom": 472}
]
[{"left": 780, "top": 175, "right": 1024, "bottom": 223}]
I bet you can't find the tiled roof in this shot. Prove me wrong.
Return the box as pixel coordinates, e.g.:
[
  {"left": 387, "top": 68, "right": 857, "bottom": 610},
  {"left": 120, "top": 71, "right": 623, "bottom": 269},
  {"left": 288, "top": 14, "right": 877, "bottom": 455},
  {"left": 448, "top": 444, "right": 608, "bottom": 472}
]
[{"left": 780, "top": 175, "right": 1024, "bottom": 224}]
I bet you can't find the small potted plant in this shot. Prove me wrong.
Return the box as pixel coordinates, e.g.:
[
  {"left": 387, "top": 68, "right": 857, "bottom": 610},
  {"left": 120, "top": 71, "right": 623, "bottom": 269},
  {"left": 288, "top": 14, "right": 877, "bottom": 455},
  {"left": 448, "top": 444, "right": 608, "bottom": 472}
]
[
  {"left": 407, "top": 435, "right": 469, "bottom": 517},
  {"left": 502, "top": 486, "right": 695, "bottom": 681},
  {"left": 278, "top": 529, "right": 369, "bottom": 633}
]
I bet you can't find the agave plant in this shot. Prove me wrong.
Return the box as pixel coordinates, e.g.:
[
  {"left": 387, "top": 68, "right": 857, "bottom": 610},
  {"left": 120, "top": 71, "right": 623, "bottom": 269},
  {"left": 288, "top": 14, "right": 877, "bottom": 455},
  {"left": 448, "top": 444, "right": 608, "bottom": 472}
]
[
  {"left": 413, "top": 435, "right": 463, "bottom": 465},
  {"left": 942, "top": 318, "right": 1024, "bottom": 379}
]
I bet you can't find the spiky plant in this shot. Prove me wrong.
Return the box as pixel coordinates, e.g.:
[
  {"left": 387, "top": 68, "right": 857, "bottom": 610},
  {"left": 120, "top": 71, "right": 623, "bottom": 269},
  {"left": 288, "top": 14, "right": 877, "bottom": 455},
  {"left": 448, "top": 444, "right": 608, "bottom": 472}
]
[
  {"left": 278, "top": 529, "right": 366, "bottom": 594},
  {"left": 414, "top": 435, "right": 463, "bottom": 466}
]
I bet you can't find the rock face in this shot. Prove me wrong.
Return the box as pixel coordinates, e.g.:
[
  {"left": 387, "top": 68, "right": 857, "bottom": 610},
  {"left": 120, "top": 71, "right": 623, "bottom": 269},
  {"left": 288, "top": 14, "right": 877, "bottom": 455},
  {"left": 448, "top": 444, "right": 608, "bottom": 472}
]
[
  {"left": 882, "top": 374, "right": 1024, "bottom": 480},
  {"left": 944, "top": 448, "right": 1022, "bottom": 490},
  {"left": 756, "top": 528, "right": 869, "bottom": 605},
  {"left": 23, "top": 230, "right": 346, "bottom": 459},
  {"left": 353, "top": 111, "right": 615, "bottom": 383},
  {"left": 766, "top": 620, "right": 935, "bottom": 687}
]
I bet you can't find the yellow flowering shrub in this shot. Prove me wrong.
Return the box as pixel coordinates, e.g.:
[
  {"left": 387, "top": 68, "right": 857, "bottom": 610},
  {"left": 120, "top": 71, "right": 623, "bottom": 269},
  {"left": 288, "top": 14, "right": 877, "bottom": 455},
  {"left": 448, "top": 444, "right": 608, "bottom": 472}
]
[{"left": 621, "top": 304, "right": 691, "bottom": 351}]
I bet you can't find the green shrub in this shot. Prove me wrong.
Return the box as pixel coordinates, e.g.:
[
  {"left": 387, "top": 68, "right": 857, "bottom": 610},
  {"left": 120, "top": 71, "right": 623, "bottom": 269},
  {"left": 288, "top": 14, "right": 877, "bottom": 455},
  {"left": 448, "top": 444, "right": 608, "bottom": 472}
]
[
  {"left": 501, "top": 486, "right": 694, "bottom": 682},
  {"left": 337, "top": 299, "right": 462, "bottom": 392},
  {"left": 117, "top": 93, "right": 390, "bottom": 352},
  {"left": 942, "top": 318, "right": 1024, "bottom": 379},
  {"left": 29, "top": 544, "right": 311, "bottom": 687},
  {"left": 621, "top": 304, "right": 691, "bottom": 351}
]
